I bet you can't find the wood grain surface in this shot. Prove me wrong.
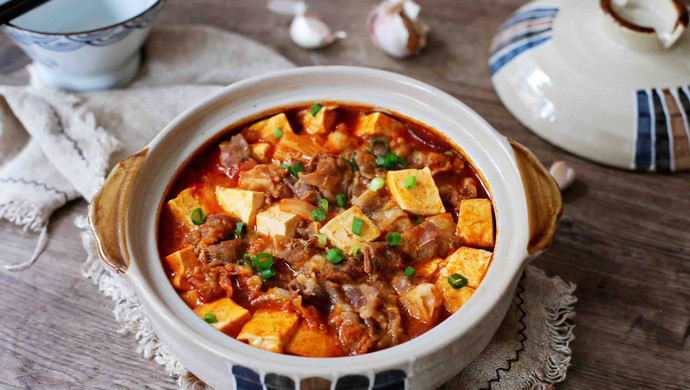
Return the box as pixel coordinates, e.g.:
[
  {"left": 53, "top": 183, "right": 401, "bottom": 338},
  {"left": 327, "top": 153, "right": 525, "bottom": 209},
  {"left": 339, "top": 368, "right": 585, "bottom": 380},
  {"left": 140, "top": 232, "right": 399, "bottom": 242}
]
[{"left": 1, "top": 1, "right": 689, "bottom": 389}]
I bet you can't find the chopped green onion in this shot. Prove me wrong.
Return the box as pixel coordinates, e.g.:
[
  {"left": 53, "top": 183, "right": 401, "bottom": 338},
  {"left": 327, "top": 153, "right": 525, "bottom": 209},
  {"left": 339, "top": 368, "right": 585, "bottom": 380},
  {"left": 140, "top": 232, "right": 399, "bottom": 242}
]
[
  {"left": 336, "top": 193, "right": 348, "bottom": 208},
  {"left": 404, "top": 176, "right": 417, "bottom": 189},
  {"left": 203, "top": 313, "right": 217, "bottom": 324},
  {"left": 448, "top": 273, "right": 468, "bottom": 289},
  {"left": 414, "top": 216, "right": 425, "bottom": 224},
  {"left": 253, "top": 253, "right": 274, "bottom": 270},
  {"left": 375, "top": 156, "right": 386, "bottom": 166},
  {"left": 312, "top": 208, "right": 326, "bottom": 222},
  {"left": 319, "top": 198, "right": 329, "bottom": 211},
  {"left": 341, "top": 153, "right": 359, "bottom": 171},
  {"left": 273, "top": 128, "right": 283, "bottom": 138},
  {"left": 326, "top": 248, "right": 345, "bottom": 264},
  {"left": 310, "top": 103, "right": 323, "bottom": 116},
  {"left": 281, "top": 162, "right": 304, "bottom": 177},
  {"left": 352, "top": 217, "right": 363, "bottom": 236},
  {"left": 368, "top": 137, "right": 389, "bottom": 154},
  {"left": 316, "top": 234, "right": 328, "bottom": 246},
  {"left": 260, "top": 267, "right": 277, "bottom": 280},
  {"left": 444, "top": 150, "right": 455, "bottom": 156},
  {"left": 376, "top": 153, "right": 407, "bottom": 170},
  {"left": 405, "top": 266, "right": 416, "bottom": 278},
  {"left": 235, "top": 222, "right": 247, "bottom": 237},
  {"left": 242, "top": 253, "right": 254, "bottom": 266},
  {"left": 351, "top": 245, "right": 361, "bottom": 258},
  {"left": 369, "top": 177, "right": 385, "bottom": 192},
  {"left": 191, "top": 208, "right": 205, "bottom": 225},
  {"left": 386, "top": 232, "right": 402, "bottom": 246}
]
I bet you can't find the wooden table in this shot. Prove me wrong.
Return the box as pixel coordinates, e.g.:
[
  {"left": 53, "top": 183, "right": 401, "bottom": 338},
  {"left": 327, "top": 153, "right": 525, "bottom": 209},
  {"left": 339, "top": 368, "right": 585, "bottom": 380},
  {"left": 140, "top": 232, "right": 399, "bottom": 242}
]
[{"left": 1, "top": 1, "right": 689, "bottom": 388}]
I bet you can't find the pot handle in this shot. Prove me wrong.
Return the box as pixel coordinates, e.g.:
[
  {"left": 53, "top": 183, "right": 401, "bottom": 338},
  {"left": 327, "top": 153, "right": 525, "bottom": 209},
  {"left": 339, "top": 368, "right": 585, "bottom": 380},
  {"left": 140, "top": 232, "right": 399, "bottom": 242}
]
[
  {"left": 508, "top": 140, "right": 562, "bottom": 255},
  {"left": 88, "top": 149, "right": 149, "bottom": 273}
]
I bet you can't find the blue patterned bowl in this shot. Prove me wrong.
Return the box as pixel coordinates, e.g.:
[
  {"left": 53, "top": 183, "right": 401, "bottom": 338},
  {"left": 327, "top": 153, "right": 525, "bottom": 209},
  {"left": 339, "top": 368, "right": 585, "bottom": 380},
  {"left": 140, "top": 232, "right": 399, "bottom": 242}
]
[{"left": 2, "top": 0, "right": 165, "bottom": 91}]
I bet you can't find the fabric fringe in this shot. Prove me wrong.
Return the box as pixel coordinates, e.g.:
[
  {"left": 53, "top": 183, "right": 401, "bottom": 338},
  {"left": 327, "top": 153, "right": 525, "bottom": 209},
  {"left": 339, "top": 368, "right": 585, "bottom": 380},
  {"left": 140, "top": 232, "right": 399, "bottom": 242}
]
[
  {"left": 5, "top": 225, "right": 48, "bottom": 270},
  {"left": 0, "top": 199, "right": 45, "bottom": 232},
  {"left": 76, "top": 215, "right": 210, "bottom": 390},
  {"left": 525, "top": 268, "right": 577, "bottom": 390}
]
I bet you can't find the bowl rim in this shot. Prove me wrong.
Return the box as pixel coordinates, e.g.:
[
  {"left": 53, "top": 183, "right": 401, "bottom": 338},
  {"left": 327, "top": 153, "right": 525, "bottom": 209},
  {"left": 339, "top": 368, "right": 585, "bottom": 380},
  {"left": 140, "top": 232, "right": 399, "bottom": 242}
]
[
  {"left": 122, "top": 66, "right": 531, "bottom": 374},
  {"left": 5, "top": 0, "right": 165, "bottom": 36}
]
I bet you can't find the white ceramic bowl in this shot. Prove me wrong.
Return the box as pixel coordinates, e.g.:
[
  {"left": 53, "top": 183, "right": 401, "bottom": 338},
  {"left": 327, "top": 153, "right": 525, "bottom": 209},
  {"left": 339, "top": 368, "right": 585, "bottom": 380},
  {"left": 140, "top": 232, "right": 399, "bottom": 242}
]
[
  {"left": 89, "top": 66, "right": 561, "bottom": 390},
  {"left": 2, "top": 0, "right": 165, "bottom": 91}
]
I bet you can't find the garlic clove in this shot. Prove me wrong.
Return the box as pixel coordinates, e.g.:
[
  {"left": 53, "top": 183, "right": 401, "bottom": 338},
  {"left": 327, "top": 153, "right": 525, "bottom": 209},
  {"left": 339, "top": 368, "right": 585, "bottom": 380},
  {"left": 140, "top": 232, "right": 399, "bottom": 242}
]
[
  {"left": 367, "top": 0, "right": 429, "bottom": 58},
  {"left": 549, "top": 161, "right": 576, "bottom": 191},
  {"left": 289, "top": 13, "right": 346, "bottom": 50}
]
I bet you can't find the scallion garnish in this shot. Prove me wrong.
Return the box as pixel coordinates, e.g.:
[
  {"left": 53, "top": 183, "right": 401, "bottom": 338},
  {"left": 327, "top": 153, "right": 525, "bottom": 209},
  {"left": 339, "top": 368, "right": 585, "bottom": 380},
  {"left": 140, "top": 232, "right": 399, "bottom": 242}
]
[
  {"left": 260, "top": 267, "right": 277, "bottom": 280},
  {"left": 242, "top": 253, "right": 254, "bottom": 266},
  {"left": 405, "top": 266, "right": 416, "bottom": 278},
  {"left": 203, "top": 313, "right": 217, "bottom": 324},
  {"left": 191, "top": 208, "right": 205, "bottom": 225},
  {"left": 404, "top": 176, "right": 417, "bottom": 189},
  {"left": 310, "top": 103, "right": 323, "bottom": 116},
  {"left": 281, "top": 162, "right": 305, "bottom": 177},
  {"left": 273, "top": 128, "right": 283, "bottom": 138},
  {"left": 341, "top": 153, "right": 359, "bottom": 171},
  {"left": 336, "top": 193, "right": 348, "bottom": 208},
  {"left": 235, "top": 221, "right": 247, "bottom": 237},
  {"left": 369, "top": 177, "right": 385, "bottom": 192},
  {"left": 319, "top": 198, "right": 328, "bottom": 211},
  {"left": 351, "top": 245, "right": 361, "bottom": 258},
  {"left": 376, "top": 153, "right": 407, "bottom": 170},
  {"left": 312, "top": 208, "right": 326, "bottom": 222},
  {"left": 352, "top": 217, "right": 363, "bottom": 236},
  {"left": 448, "top": 273, "right": 468, "bottom": 289},
  {"left": 316, "top": 234, "right": 328, "bottom": 246},
  {"left": 444, "top": 150, "right": 455, "bottom": 156},
  {"left": 326, "top": 248, "right": 345, "bottom": 264},
  {"left": 368, "top": 137, "right": 389, "bottom": 154},
  {"left": 386, "top": 232, "right": 402, "bottom": 246},
  {"left": 253, "top": 253, "right": 274, "bottom": 270}
]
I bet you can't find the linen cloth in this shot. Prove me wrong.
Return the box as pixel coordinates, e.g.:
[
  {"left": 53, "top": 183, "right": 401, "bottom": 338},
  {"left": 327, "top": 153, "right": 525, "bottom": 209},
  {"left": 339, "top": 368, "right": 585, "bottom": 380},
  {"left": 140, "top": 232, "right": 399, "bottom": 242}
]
[{"left": 0, "top": 24, "right": 576, "bottom": 389}]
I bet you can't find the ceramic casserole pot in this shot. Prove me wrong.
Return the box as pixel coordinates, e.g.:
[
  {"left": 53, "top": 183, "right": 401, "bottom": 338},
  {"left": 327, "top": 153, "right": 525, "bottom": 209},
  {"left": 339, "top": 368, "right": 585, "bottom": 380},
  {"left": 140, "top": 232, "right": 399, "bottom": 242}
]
[{"left": 89, "top": 66, "right": 562, "bottom": 390}]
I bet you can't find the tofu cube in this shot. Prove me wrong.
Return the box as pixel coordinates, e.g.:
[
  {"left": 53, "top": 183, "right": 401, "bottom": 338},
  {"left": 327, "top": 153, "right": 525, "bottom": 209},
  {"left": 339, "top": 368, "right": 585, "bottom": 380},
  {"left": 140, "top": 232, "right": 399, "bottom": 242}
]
[
  {"left": 325, "top": 129, "right": 355, "bottom": 152},
  {"left": 435, "top": 247, "right": 492, "bottom": 312},
  {"left": 250, "top": 142, "right": 271, "bottom": 163},
  {"left": 164, "top": 247, "right": 200, "bottom": 289},
  {"left": 256, "top": 204, "right": 300, "bottom": 238},
  {"left": 457, "top": 199, "right": 494, "bottom": 248},
  {"left": 354, "top": 112, "right": 406, "bottom": 138},
  {"left": 167, "top": 188, "right": 205, "bottom": 226},
  {"left": 194, "top": 298, "right": 251, "bottom": 336},
  {"left": 273, "top": 132, "right": 327, "bottom": 162},
  {"left": 237, "top": 309, "right": 300, "bottom": 353},
  {"left": 180, "top": 290, "right": 201, "bottom": 308},
  {"left": 387, "top": 167, "right": 445, "bottom": 216},
  {"left": 320, "top": 206, "right": 381, "bottom": 252},
  {"left": 285, "top": 323, "right": 342, "bottom": 357},
  {"left": 215, "top": 187, "right": 264, "bottom": 226},
  {"left": 415, "top": 258, "right": 447, "bottom": 279},
  {"left": 297, "top": 105, "right": 338, "bottom": 135},
  {"left": 242, "top": 113, "right": 294, "bottom": 145}
]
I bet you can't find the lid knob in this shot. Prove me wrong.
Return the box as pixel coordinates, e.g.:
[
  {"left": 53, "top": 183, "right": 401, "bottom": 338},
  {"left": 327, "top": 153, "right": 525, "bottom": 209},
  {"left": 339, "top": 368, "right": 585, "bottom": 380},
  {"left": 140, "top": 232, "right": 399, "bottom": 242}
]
[{"left": 600, "top": 0, "right": 689, "bottom": 50}]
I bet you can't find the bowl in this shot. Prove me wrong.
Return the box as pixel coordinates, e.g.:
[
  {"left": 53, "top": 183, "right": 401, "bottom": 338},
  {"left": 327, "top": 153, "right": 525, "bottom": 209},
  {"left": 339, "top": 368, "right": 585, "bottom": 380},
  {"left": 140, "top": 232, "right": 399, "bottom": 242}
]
[
  {"left": 2, "top": 0, "right": 166, "bottom": 91},
  {"left": 88, "top": 66, "right": 561, "bottom": 389}
]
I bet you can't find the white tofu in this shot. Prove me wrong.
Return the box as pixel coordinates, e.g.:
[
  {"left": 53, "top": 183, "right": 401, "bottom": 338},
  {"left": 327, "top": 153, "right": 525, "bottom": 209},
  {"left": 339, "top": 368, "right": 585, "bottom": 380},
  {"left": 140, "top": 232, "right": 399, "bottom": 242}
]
[
  {"left": 241, "top": 113, "right": 294, "bottom": 145},
  {"left": 256, "top": 204, "right": 300, "bottom": 238},
  {"left": 435, "top": 247, "right": 492, "bottom": 313},
  {"left": 457, "top": 199, "right": 494, "bottom": 248},
  {"left": 387, "top": 167, "right": 445, "bottom": 216},
  {"left": 164, "top": 247, "right": 199, "bottom": 289},
  {"left": 237, "top": 309, "right": 300, "bottom": 353},
  {"left": 215, "top": 187, "right": 264, "bottom": 226},
  {"left": 285, "top": 322, "right": 342, "bottom": 357},
  {"left": 325, "top": 129, "right": 355, "bottom": 152},
  {"left": 194, "top": 298, "right": 251, "bottom": 337},
  {"left": 297, "top": 105, "right": 338, "bottom": 135},
  {"left": 249, "top": 142, "right": 271, "bottom": 162},
  {"left": 354, "top": 112, "right": 406, "bottom": 138},
  {"left": 319, "top": 206, "right": 381, "bottom": 252},
  {"left": 167, "top": 188, "right": 206, "bottom": 226}
]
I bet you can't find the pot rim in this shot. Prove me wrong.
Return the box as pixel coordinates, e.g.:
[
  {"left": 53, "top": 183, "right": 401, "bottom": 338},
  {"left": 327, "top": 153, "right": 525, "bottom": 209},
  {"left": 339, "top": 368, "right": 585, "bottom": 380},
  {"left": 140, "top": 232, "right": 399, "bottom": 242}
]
[{"left": 119, "top": 66, "right": 536, "bottom": 374}]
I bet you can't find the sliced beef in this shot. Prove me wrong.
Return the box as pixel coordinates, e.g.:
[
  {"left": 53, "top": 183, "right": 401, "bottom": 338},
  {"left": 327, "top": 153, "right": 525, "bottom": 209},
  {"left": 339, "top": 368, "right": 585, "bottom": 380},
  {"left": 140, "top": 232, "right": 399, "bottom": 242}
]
[
  {"left": 186, "top": 265, "right": 234, "bottom": 303},
  {"left": 299, "top": 152, "right": 354, "bottom": 202},
  {"left": 343, "top": 284, "right": 381, "bottom": 320},
  {"left": 205, "top": 239, "right": 248, "bottom": 265},
  {"left": 219, "top": 134, "right": 252, "bottom": 167},
  {"left": 324, "top": 282, "right": 375, "bottom": 354},
  {"left": 353, "top": 149, "right": 379, "bottom": 179},
  {"left": 272, "top": 235, "right": 320, "bottom": 267},
  {"left": 353, "top": 190, "right": 413, "bottom": 232},
  {"left": 400, "top": 213, "right": 458, "bottom": 262},
  {"left": 238, "top": 163, "right": 290, "bottom": 199},
  {"left": 361, "top": 241, "right": 404, "bottom": 275},
  {"left": 437, "top": 176, "right": 478, "bottom": 211},
  {"left": 186, "top": 213, "right": 236, "bottom": 249},
  {"left": 410, "top": 150, "right": 464, "bottom": 176}
]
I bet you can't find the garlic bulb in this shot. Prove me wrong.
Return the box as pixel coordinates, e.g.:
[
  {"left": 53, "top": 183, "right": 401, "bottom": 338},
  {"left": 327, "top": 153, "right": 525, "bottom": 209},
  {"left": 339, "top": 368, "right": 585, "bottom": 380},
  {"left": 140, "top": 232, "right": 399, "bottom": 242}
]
[
  {"left": 549, "top": 161, "right": 576, "bottom": 191},
  {"left": 268, "top": 0, "right": 346, "bottom": 50},
  {"left": 290, "top": 13, "right": 347, "bottom": 49},
  {"left": 367, "top": 0, "right": 429, "bottom": 58}
]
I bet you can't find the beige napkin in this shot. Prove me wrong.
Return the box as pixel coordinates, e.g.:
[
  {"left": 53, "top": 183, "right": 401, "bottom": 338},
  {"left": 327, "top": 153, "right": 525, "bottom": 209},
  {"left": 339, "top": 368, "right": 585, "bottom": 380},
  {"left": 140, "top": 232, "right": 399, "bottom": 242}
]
[{"left": 1, "top": 24, "right": 576, "bottom": 389}]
